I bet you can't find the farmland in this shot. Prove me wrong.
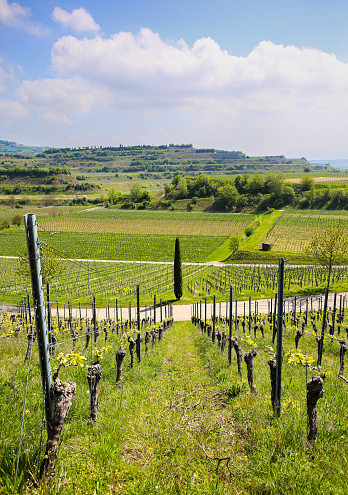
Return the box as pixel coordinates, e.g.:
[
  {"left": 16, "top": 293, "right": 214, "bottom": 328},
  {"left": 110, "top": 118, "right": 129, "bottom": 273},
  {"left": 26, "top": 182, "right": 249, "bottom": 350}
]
[
  {"left": 1, "top": 297, "right": 348, "bottom": 494},
  {"left": 1, "top": 146, "right": 348, "bottom": 495},
  {"left": 1, "top": 206, "right": 348, "bottom": 305},
  {"left": 264, "top": 210, "right": 348, "bottom": 253}
]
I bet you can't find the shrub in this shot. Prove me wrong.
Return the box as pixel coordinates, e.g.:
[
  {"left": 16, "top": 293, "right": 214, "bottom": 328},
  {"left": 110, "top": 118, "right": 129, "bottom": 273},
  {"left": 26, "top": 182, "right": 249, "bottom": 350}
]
[
  {"left": 12, "top": 214, "right": 22, "bottom": 226},
  {"left": 244, "top": 225, "right": 256, "bottom": 237},
  {"left": 0, "top": 219, "right": 10, "bottom": 230}
]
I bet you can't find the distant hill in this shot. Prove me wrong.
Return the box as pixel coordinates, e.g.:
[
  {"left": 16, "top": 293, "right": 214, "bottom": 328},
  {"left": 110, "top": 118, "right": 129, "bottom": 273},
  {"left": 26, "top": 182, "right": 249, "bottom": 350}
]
[
  {"left": 0, "top": 140, "right": 45, "bottom": 155},
  {"left": 0, "top": 140, "right": 334, "bottom": 175}
]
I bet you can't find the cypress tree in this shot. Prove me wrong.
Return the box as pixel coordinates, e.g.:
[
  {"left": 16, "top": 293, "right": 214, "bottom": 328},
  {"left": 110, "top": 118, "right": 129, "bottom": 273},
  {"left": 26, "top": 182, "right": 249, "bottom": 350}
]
[{"left": 174, "top": 237, "right": 183, "bottom": 300}]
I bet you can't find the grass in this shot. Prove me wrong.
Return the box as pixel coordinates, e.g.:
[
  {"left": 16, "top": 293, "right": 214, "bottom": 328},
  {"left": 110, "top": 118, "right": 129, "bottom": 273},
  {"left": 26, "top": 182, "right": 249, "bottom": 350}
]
[
  {"left": 242, "top": 210, "right": 283, "bottom": 251},
  {"left": 1, "top": 311, "right": 348, "bottom": 494}
]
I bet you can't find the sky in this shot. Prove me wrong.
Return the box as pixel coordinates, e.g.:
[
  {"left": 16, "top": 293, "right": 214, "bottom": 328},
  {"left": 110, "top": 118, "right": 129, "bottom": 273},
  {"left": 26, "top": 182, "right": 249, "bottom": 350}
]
[{"left": 1, "top": 1, "right": 348, "bottom": 158}]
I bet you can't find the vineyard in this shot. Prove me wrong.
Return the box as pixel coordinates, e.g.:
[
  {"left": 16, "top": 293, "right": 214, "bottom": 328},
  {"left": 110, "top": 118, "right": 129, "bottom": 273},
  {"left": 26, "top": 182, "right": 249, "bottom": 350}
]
[
  {"left": 0, "top": 256, "right": 207, "bottom": 303},
  {"left": 41, "top": 209, "right": 253, "bottom": 236},
  {"left": 264, "top": 209, "right": 348, "bottom": 252},
  {"left": 1, "top": 287, "right": 348, "bottom": 494}
]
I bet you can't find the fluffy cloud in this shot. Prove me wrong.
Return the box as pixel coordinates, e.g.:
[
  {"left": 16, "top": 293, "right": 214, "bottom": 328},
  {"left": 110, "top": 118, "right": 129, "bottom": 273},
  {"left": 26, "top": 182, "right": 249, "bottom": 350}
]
[
  {"left": 0, "top": 0, "right": 29, "bottom": 26},
  {"left": 52, "top": 7, "right": 100, "bottom": 32},
  {"left": 48, "top": 30, "right": 348, "bottom": 104},
  {"left": 40, "top": 111, "right": 73, "bottom": 125},
  {"left": 0, "top": 0, "right": 48, "bottom": 35},
  {"left": 0, "top": 98, "right": 28, "bottom": 118},
  {"left": 15, "top": 29, "right": 348, "bottom": 154},
  {"left": 17, "top": 77, "right": 98, "bottom": 113}
]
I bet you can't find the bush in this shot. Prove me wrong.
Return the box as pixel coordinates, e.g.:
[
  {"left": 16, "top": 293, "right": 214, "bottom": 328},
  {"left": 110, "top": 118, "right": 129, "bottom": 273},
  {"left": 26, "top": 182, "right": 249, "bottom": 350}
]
[
  {"left": 244, "top": 225, "right": 256, "bottom": 237},
  {"left": 0, "top": 219, "right": 10, "bottom": 230},
  {"left": 229, "top": 235, "right": 240, "bottom": 254},
  {"left": 12, "top": 214, "right": 22, "bottom": 226}
]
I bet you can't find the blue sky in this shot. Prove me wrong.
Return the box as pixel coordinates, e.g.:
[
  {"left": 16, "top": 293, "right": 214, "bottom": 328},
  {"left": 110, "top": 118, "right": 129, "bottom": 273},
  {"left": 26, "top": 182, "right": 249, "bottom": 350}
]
[{"left": 1, "top": 0, "right": 348, "bottom": 158}]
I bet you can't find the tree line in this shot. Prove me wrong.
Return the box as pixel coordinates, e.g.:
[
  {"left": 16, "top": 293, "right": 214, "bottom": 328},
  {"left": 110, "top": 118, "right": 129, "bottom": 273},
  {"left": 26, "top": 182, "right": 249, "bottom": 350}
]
[{"left": 164, "top": 173, "right": 348, "bottom": 211}]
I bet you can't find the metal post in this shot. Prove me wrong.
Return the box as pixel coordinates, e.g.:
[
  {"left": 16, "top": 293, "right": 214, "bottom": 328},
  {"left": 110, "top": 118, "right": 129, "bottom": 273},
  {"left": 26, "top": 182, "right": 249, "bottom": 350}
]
[
  {"left": 24, "top": 213, "right": 53, "bottom": 424},
  {"left": 228, "top": 286, "right": 233, "bottom": 365},
  {"left": 205, "top": 297, "right": 207, "bottom": 329},
  {"left": 136, "top": 285, "right": 141, "bottom": 362},
  {"left": 212, "top": 295, "right": 216, "bottom": 341},
  {"left": 93, "top": 295, "right": 97, "bottom": 343},
  {"left": 56, "top": 300, "right": 59, "bottom": 330},
  {"left": 272, "top": 293, "right": 277, "bottom": 344},
  {"left": 275, "top": 258, "right": 285, "bottom": 417},
  {"left": 318, "top": 286, "right": 329, "bottom": 367},
  {"left": 160, "top": 298, "right": 163, "bottom": 322},
  {"left": 332, "top": 292, "right": 337, "bottom": 334}
]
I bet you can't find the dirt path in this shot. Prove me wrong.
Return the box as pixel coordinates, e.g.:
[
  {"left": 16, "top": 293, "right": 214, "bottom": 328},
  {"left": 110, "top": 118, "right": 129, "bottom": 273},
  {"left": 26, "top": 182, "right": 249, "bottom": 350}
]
[{"left": 4, "top": 291, "right": 343, "bottom": 321}]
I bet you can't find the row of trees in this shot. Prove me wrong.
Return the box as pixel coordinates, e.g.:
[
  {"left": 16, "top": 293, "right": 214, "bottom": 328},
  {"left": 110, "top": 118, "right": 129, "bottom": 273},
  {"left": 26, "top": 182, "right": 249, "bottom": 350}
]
[
  {"left": 165, "top": 173, "right": 348, "bottom": 211},
  {"left": 165, "top": 173, "right": 296, "bottom": 210}
]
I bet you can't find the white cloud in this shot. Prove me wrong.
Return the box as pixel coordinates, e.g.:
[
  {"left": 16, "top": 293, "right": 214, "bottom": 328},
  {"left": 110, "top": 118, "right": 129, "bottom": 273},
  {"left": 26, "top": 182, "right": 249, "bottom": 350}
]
[
  {"left": 40, "top": 111, "right": 73, "bottom": 125},
  {"left": 0, "top": 0, "right": 49, "bottom": 35},
  {"left": 17, "top": 77, "right": 97, "bottom": 113},
  {"left": 13, "top": 29, "right": 348, "bottom": 155},
  {"left": 52, "top": 7, "right": 100, "bottom": 32},
  {"left": 0, "top": 98, "right": 28, "bottom": 118},
  {"left": 0, "top": 0, "right": 29, "bottom": 25},
  {"left": 49, "top": 31, "right": 348, "bottom": 104}
]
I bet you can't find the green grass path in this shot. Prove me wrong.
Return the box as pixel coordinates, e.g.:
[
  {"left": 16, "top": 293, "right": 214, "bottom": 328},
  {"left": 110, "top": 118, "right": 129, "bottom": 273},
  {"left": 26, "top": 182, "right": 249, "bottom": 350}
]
[
  {"left": 91, "top": 322, "right": 238, "bottom": 495},
  {"left": 243, "top": 210, "right": 283, "bottom": 251}
]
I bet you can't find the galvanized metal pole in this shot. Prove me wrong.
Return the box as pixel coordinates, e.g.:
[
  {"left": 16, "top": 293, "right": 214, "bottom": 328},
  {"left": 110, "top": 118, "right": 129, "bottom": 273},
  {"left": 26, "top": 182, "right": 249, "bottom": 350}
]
[
  {"left": 204, "top": 297, "right": 207, "bottom": 329},
  {"left": 228, "top": 286, "right": 233, "bottom": 365},
  {"left": 24, "top": 213, "right": 53, "bottom": 424},
  {"left": 318, "top": 286, "right": 329, "bottom": 367},
  {"left": 93, "top": 295, "right": 97, "bottom": 343},
  {"left": 275, "top": 258, "right": 284, "bottom": 418},
  {"left": 212, "top": 295, "right": 216, "bottom": 339},
  {"left": 136, "top": 285, "right": 141, "bottom": 362}
]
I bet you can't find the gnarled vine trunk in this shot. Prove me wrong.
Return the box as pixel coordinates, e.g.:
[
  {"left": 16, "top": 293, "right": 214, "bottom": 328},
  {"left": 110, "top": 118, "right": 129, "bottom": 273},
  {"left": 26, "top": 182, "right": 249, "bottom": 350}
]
[{"left": 40, "top": 379, "right": 76, "bottom": 478}]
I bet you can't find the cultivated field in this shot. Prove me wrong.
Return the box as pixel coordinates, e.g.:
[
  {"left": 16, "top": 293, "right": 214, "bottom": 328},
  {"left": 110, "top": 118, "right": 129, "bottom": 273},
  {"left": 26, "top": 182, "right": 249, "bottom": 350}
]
[
  {"left": 1, "top": 304, "right": 347, "bottom": 494},
  {"left": 264, "top": 209, "right": 348, "bottom": 252}
]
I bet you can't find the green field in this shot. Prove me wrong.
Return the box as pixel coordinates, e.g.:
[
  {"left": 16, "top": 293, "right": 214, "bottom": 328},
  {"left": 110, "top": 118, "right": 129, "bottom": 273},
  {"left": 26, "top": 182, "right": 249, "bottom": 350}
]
[
  {"left": 1, "top": 309, "right": 347, "bottom": 494},
  {"left": 264, "top": 210, "right": 348, "bottom": 252},
  {"left": 1, "top": 206, "right": 348, "bottom": 304}
]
